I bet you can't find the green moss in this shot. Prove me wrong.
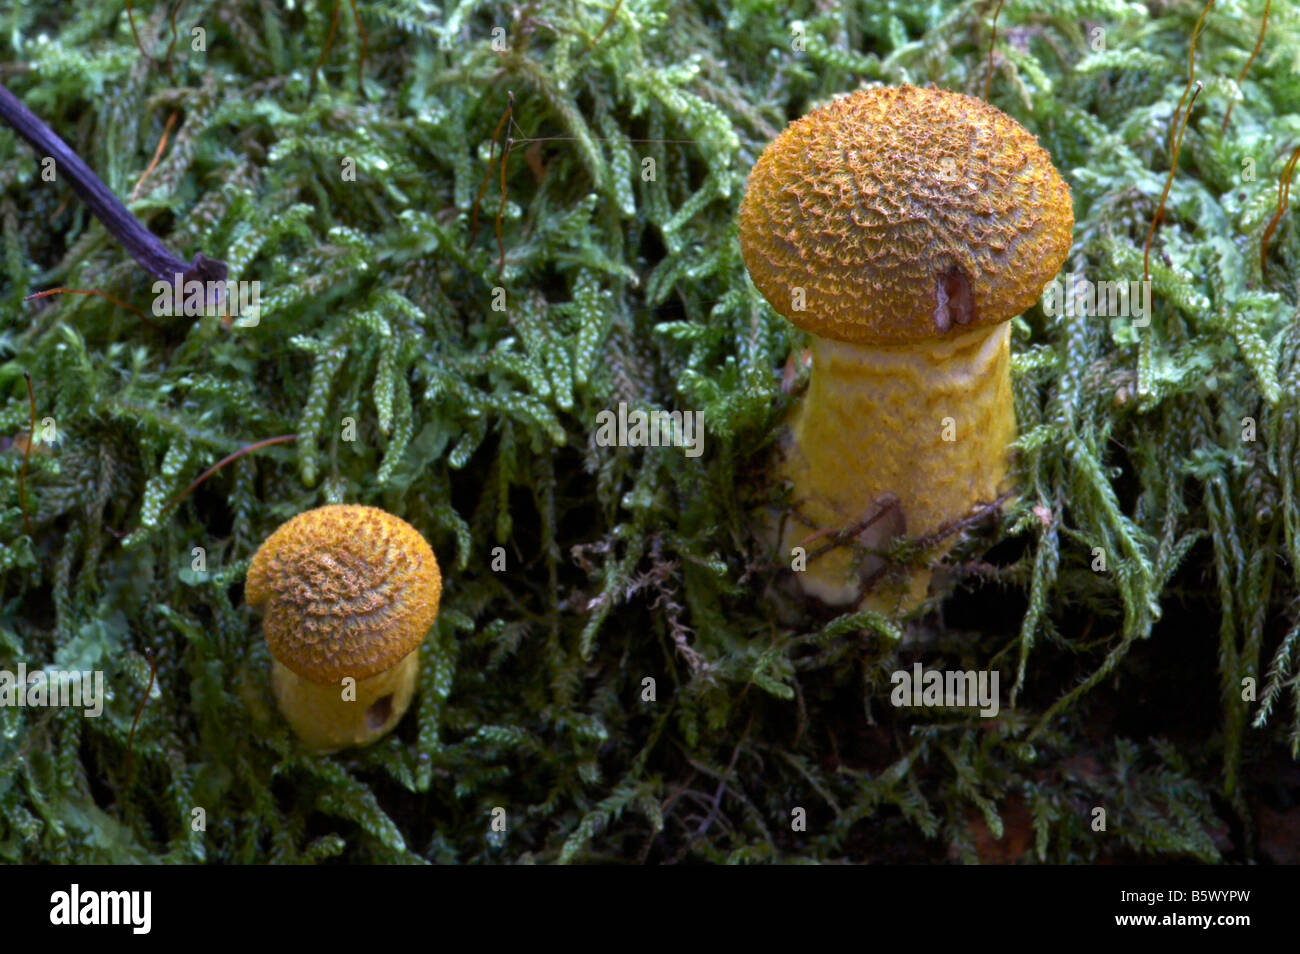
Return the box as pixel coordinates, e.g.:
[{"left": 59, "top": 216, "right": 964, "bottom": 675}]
[{"left": 0, "top": 0, "right": 1296, "bottom": 863}]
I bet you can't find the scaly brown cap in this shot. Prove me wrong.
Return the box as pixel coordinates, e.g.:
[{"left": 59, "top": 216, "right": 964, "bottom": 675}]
[
  {"left": 738, "top": 85, "right": 1073, "bottom": 346},
  {"left": 246, "top": 505, "right": 441, "bottom": 684}
]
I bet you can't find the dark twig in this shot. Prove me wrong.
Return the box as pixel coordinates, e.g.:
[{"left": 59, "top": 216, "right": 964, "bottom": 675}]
[
  {"left": 1144, "top": 1, "right": 1214, "bottom": 286},
  {"left": 798, "top": 494, "right": 903, "bottom": 565},
  {"left": 131, "top": 111, "right": 178, "bottom": 202},
  {"left": 0, "top": 82, "right": 227, "bottom": 303},
  {"left": 100, "top": 434, "right": 298, "bottom": 542},
  {"left": 692, "top": 716, "right": 752, "bottom": 843}
]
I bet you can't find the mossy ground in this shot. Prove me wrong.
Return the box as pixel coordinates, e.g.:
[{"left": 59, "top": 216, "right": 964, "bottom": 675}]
[{"left": 1, "top": 0, "right": 1298, "bottom": 863}]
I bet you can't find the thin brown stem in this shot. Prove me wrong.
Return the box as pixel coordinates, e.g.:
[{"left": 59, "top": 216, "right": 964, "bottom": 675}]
[
  {"left": 163, "top": 0, "right": 186, "bottom": 79},
  {"left": 350, "top": 0, "right": 367, "bottom": 92},
  {"left": 131, "top": 110, "right": 179, "bottom": 202},
  {"left": 576, "top": 0, "right": 624, "bottom": 62},
  {"left": 497, "top": 134, "right": 514, "bottom": 277},
  {"left": 19, "top": 372, "right": 35, "bottom": 537},
  {"left": 0, "top": 82, "right": 227, "bottom": 297},
  {"left": 1144, "top": 82, "right": 1203, "bottom": 285},
  {"left": 24, "top": 287, "right": 160, "bottom": 331},
  {"left": 1221, "top": 0, "right": 1269, "bottom": 133},
  {"left": 162, "top": 434, "right": 298, "bottom": 516},
  {"left": 124, "top": 0, "right": 152, "bottom": 67},
  {"left": 1168, "top": 1, "right": 1214, "bottom": 158},
  {"left": 313, "top": 0, "right": 343, "bottom": 84},
  {"left": 1260, "top": 143, "right": 1300, "bottom": 280},
  {"left": 470, "top": 92, "right": 514, "bottom": 248},
  {"left": 124, "top": 649, "right": 157, "bottom": 786}
]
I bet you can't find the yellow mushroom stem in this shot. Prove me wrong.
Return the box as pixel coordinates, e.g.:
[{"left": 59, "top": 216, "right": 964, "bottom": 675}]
[
  {"left": 774, "top": 322, "right": 1015, "bottom": 614},
  {"left": 270, "top": 649, "right": 420, "bottom": 753}
]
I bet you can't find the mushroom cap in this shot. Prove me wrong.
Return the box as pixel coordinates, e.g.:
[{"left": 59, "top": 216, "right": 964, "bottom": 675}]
[
  {"left": 738, "top": 85, "right": 1074, "bottom": 346},
  {"left": 246, "top": 505, "right": 441, "bottom": 684}
]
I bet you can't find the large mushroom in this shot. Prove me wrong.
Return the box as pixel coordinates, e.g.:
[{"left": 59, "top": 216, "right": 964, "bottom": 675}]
[
  {"left": 739, "top": 85, "right": 1073, "bottom": 613},
  {"left": 245, "top": 504, "right": 442, "bottom": 751}
]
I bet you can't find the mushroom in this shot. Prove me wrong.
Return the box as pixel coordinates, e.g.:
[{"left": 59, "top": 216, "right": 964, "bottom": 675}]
[
  {"left": 245, "top": 504, "right": 442, "bottom": 751},
  {"left": 738, "top": 85, "right": 1073, "bottom": 613}
]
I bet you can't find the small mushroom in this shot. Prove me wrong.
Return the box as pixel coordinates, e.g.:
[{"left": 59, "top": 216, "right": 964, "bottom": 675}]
[
  {"left": 738, "top": 85, "right": 1073, "bottom": 612},
  {"left": 245, "top": 504, "right": 442, "bottom": 751}
]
